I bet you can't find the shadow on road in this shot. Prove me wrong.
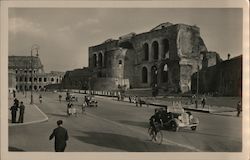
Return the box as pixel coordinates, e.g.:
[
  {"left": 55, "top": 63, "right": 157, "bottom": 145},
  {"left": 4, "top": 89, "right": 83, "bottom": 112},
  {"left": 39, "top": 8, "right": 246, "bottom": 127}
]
[
  {"left": 9, "top": 146, "right": 25, "bottom": 151},
  {"left": 119, "top": 120, "right": 148, "bottom": 128},
  {"left": 73, "top": 131, "right": 191, "bottom": 152}
]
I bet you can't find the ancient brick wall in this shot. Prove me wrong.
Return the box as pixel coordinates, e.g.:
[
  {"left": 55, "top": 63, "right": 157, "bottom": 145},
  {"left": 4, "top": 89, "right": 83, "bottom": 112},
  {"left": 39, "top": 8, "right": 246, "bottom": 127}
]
[
  {"left": 191, "top": 56, "right": 242, "bottom": 96},
  {"left": 88, "top": 23, "right": 210, "bottom": 93}
]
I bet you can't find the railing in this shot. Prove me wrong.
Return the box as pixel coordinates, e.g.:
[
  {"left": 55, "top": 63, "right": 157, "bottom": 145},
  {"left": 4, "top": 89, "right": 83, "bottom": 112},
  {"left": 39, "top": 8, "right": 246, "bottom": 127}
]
[{"left": 61, "top": 89, "right": 120, "bottom": 97}]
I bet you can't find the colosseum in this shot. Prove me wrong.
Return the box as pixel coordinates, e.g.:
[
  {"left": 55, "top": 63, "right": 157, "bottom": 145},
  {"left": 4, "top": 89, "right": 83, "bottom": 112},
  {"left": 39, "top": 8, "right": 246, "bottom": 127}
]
[
  {"left": 8, "top": 55, "right": 65, "bottom": 92},
  {"left": 89, "top": 22, "right": 220, "bottom": 93}
]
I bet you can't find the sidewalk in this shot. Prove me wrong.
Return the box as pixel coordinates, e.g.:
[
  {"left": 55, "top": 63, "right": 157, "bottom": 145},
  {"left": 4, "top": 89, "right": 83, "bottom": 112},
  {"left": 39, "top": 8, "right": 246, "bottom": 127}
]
[
  {"left": 95, "top": 95, "right": 238, "bottom": 117},
  {"left": 8, "top": 93, "right": 48, "bottom": 127}
]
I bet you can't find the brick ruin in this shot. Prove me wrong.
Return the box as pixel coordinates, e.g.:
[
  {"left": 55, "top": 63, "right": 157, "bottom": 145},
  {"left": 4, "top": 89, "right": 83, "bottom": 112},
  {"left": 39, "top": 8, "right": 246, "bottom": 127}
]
[{"left": 88, "top": 22, "right": 220, "bottom": 93}]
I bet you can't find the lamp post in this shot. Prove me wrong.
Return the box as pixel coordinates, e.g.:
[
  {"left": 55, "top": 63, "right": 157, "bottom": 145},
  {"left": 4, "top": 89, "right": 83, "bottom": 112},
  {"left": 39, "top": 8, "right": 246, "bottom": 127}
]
[
  {"left": 30, "top": 44, "right": 39, "bottom": 104},
  {"left": 195, "top": 64, "right": 199, "bottom": 108}
]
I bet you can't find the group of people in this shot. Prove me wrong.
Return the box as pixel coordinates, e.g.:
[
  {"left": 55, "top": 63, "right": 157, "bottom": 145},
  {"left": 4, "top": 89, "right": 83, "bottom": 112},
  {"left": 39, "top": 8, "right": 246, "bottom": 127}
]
[
  {"left": 190, "top": 95, "right": 206, "bottom": 108},
  {"left": 10, "top": 98, "right": 25, "bottom": 123}
]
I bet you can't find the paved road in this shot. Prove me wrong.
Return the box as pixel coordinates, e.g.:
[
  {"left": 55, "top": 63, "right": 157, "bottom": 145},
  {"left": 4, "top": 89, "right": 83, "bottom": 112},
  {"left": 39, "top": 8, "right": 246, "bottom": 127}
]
[{"left": 9, "top": 92, "right": 242, "bottom": 152}]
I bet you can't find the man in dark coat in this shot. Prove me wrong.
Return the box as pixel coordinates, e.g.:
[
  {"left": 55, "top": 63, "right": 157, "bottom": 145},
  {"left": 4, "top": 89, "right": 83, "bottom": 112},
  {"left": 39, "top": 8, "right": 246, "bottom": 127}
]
[
  {"left": 10, "top": 103, "right": 18, "bottom": 123},
  {"left": 49, "top": 120, "right": 69, "bottom": 152},
  {"left": 18, "top": 101, "right": 25, "bottom": 123}
]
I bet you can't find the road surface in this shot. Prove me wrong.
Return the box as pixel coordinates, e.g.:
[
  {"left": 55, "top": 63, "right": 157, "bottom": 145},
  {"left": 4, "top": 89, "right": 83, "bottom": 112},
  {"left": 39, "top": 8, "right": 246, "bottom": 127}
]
[{"left": 9, "top": 92, "right": 242, "bottom": 152}]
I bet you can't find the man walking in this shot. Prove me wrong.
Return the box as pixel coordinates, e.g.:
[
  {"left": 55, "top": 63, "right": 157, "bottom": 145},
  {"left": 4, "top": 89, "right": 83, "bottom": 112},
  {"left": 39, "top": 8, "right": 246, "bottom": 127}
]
[
  {"left": 18, "top": 101, "right": 25, "bottom": 123},
  {"left": 49, "top": 120, "right": 69, "bottom": 152},
  {"left": 237, "top": 101, "right": 242, "bottom": 117},
  {"left": 201, "top": 96, "right": 206, "bottom": 108}
]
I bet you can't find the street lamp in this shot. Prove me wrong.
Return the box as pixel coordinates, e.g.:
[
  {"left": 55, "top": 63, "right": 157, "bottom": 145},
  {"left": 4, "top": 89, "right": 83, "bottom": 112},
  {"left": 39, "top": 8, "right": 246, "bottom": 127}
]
[
  {"left": 30, "top": 44, "right": 39, "bottom": 104},
  {"left": 195, "top": 64, "right": 200, "bottom": 108}
]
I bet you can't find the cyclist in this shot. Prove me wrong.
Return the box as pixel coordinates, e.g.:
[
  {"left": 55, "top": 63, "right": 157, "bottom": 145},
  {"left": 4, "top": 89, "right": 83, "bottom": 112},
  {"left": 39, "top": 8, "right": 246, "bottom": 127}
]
[{"left": 149, "top": 109, "right": 163, "bottom": 140}]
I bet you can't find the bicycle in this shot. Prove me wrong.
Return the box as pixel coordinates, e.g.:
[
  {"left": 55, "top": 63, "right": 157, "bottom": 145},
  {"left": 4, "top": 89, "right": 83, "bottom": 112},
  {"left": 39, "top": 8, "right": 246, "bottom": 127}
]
[{"left": 148, "top": 122, "right": 163, "bottom": 144}]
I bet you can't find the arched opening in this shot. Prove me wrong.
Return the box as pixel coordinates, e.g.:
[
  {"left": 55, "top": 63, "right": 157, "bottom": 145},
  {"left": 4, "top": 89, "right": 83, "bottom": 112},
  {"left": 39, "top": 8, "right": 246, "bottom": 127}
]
[
  {"left": 104, "top": 52, "right": 108, "bottom": 68},
  {"left": 142, "top": 67, "right": 148, "bottom": 83},
  {"left": 98, "top": 52, "right": 103, "bottom": 67},
  {"left": 93, "top": 54, "right": 97, "bottom": 67},
  {"left": 51, "top": 78, "right": 54, "bottom": 82},
  {"left": 161, "top": 64, "right": 168, "bottom": 83},
  {"left": 152, "top": 41, "right": 159, "bottom": 60},
  {"left": 39, "top": 77, "right": 42, "bottom": 82},
  {"left": 151, "top": 65, "right": 158, "bottom": 86},
  {"left": 34, "top": 85, "right": 37, "bottom": 90},
  {"left": 34, "top": 78, "right": 37, "bottom": 82},
  {"left": 143, "top": 43, "right": 149, "bottom": 61},
  {"left": 25, "top": 77, "right": 27, "bottom": 82},
  {"left": 44, "top": 78, "right": 47, "bottom": 82},
  {"left": 162, "top": 39, "right": 169, "bottom": 59}
]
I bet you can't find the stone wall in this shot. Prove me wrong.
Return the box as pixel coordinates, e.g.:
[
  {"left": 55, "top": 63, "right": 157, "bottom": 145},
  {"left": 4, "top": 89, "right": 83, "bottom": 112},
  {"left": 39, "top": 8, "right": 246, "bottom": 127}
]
[
  {"left": 191, "top": 55, "right": 242, "bottom": 96},
  {"left": 91, "top": 77, "right": 129, "bottom": 91},
  {"left": 61, "top": 68, "right": 91, "bottom": 90}
]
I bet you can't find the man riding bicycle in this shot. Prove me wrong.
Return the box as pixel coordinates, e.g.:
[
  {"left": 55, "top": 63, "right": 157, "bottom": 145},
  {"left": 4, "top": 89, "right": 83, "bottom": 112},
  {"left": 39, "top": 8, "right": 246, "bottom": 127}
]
[{"left": 149, "top": 109, "right": 163, "bottom": 140}]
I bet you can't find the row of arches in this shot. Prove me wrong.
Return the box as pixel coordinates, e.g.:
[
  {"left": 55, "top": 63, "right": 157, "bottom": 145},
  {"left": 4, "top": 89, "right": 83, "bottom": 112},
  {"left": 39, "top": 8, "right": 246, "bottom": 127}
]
[
  {"left": 16, "top": 76, "right": 60, "bottom": 83},
  {"left": 16, "top": 85, "right": 44, "bottom": 91},
  {"left": 93, "top": 52, "right": 108, "bottom": 68},
  {"left": 143, "top": 39, "right": 169, "bottom": 61},
  {"left": 141, "top": 64, "right": 169, "bottom": 84}
]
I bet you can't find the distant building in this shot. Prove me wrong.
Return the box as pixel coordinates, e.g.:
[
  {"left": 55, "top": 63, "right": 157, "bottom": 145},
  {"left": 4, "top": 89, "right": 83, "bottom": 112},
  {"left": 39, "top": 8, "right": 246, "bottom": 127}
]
[
  {"left": 8, "top": 56, "right": 64, "bottom": 92},
  {"left": 61, "top": 67, "right": 92, "bottom": 90},
  {"left": 88, "top": 22, "right": 219, "bottom": 93}
]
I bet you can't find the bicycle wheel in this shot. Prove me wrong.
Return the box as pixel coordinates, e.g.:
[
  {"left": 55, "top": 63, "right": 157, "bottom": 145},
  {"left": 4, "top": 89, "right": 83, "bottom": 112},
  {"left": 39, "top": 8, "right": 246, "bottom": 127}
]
[
  {"left": 148, "top": 126, "right": 154, "bottom": 140},
  {"left": 154, "top": 131, "right": 163, "bottom": 145}
]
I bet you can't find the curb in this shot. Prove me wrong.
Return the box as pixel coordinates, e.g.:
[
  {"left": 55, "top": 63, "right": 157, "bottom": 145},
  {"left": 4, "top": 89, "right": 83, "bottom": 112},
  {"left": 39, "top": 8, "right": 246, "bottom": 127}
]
[{"left": 9, "top": 104, "right": 49, "bottom": 127}]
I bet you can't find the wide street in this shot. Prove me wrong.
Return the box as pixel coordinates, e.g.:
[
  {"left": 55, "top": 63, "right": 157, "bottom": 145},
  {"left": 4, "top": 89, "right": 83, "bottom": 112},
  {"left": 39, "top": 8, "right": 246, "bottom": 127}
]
[{"left": 9, "top": 92, "right": 242, "bottom": 152}]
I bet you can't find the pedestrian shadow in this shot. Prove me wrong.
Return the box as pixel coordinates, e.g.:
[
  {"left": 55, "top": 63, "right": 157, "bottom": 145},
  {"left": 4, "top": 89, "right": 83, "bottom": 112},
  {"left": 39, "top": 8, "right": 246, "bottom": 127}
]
[
  {"left": 119, "top": 120, "right": 148, "bottom": 128},
  {"left": 9, "top": 146, "right": 25, "bottom": 151},
  {"left": 47, "top": 113, "right": 68, "bottom": 118},
  {"left": 73, "top": 131, "right": 191, "bottom": 152}
]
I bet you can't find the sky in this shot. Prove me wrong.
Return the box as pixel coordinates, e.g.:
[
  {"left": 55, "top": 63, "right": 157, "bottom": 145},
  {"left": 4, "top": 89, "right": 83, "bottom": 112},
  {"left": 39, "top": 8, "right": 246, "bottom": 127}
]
[{"left": 9, "top": 8, "right": 242, "bottom": 72}]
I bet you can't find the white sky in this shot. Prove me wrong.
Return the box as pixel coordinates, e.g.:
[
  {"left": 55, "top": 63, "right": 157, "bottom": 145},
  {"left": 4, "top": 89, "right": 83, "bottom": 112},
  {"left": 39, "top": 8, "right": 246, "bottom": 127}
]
[{"left": 9, "top": 8, "right": 242, "bottom": 72}]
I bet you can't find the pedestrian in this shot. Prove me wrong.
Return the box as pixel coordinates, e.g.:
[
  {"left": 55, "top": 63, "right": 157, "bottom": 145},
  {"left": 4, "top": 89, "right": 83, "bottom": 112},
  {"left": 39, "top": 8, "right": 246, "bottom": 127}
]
[
  {"left": 128, "top": 96, "right": 132, "bottom": 103},
  {"left": 59, "top": 94, "right": 62, "bottom": 103},
  {"left": 49, "top": 120, "right": 69, "bottom": 152},
  {"left": 10, "top": 103, "right": 18, "bottom": 123},
  {"left": 237, "top": 101, "right": 242, "bottom": 117},
  {"left": 18, "top": 101, "right": 25, "bottom": 123},
  {"left": 135, "top": 96, "right": 138, "bottom": 107},
  {"left": 84, "top": 96, "right": 89, "bottom": 107},
  {"left": 39, "top": 94, "right": 42, "bottom": 103},
  {"left": 201, "top": 96, "right": 206, "bottom": 108},
  {"left": 82, "top": 102, "right": 86, "bottom": 114},
  {"left": 67, "top": 102, "right": 72, "bottom": 116},
  {"left": 138, "top": 97, "right": 142, "bottom": 107}
]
